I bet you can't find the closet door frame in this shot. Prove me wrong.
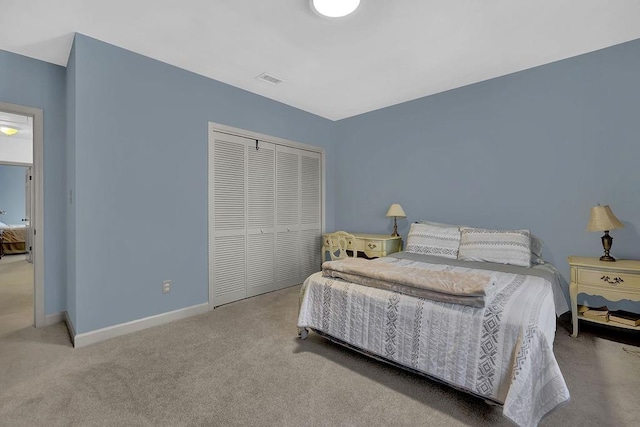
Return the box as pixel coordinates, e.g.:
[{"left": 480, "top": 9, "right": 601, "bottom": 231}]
[{"left": 208, "top": 122, "right": 326, "bottom": 310}]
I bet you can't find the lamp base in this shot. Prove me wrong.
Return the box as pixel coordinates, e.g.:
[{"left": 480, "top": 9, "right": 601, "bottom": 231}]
[{"left": 600, "top": 231, "right": 615, "bottom": 262}]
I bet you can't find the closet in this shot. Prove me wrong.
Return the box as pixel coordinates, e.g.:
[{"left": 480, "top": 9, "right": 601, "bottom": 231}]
[{"left": 208, "top": 126, "right": 323, "bottom": 307}]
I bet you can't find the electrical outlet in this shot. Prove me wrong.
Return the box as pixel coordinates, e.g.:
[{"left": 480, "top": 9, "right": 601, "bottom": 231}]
[{"left": 162, "top": 280, "right": 172, "bottom": 294}]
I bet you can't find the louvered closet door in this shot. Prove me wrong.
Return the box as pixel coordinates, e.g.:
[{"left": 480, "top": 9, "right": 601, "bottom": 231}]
[
  {"left": 299, "top": 150, "right": 322, "bottom": 281},
  {"left": 209, "top": 132, "right": 247, "bottom": 307},
  {"left": 246, "top": 141, "right": 276, "bottom": 298},
  {"left": 275, "top": 145, "right": 301, "bottom": 289}
]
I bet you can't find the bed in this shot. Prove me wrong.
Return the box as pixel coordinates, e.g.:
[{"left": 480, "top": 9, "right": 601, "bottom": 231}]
[
  {"left": 0, "top": 223, "right": 27, "bottom": 257},
  {"left": 297, "top": 225, "right": 570, "bottom": 427}
]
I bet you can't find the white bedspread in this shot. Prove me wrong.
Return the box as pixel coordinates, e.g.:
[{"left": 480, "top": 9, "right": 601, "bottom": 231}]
[{"left": 297, "top": 258, "right": 570, "bottom": 427}]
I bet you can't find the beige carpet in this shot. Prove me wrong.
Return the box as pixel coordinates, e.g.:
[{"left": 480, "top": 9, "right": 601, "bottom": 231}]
[
  {"left": 0, "top": 254, "right": 33, "bottom": 337},
  {"left": 1, "top": 284, "right": 639, "bottom": 426}
]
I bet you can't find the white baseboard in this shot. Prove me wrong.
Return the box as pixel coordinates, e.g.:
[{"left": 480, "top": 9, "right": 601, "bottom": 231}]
[
  {"left": 44, "top": 311, "right": 65, "bottom": 326},
  {"left": 73, "top": 303, "right": 209, "bottom": 348}
]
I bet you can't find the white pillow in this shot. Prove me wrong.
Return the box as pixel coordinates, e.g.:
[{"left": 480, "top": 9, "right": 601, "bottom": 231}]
[
  {"left": 405, "top": 223, "right": 461, "bottom": 259},
  {"left": 0, "top": 221, "right": 7, "bottom": 228},
  {"left": 458, "top": 227, "right": 532, "bottom": 267}
]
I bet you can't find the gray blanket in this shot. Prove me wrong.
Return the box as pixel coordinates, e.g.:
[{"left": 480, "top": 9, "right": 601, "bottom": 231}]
[{"left": 390, "top": 252, "right": 558, "bottom": 284}]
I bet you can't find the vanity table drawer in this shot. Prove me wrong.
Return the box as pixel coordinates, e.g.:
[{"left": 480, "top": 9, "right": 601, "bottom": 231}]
[
  {"left": 355, "top": 239, "right": 383, "bottom": 253},
  {"left": 323, "top": 235, "right": 356, "bottom": 250},
  {"left": 578, "top": 269, "right": 640, "bottom": 288}
]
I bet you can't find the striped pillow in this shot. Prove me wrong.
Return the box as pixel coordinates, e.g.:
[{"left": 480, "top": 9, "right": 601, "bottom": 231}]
[
  {"left": 405, "top": 223, "right": 461, "bottom": 259},
  {"left": 458, "top": 227, "right": 532, "bottom": 267}
]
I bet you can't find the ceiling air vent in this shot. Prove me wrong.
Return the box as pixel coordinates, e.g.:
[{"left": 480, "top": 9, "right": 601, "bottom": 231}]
[{"left": 256, "top": 73, "right": 284, "bottom": 85}]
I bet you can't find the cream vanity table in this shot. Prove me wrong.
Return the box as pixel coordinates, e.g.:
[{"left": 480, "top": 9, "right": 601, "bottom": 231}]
[{"left": 322, "top": 233, "right": 402, "bottom": 260}]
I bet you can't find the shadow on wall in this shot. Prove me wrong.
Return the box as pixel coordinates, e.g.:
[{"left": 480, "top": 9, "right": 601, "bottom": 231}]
[{"left": 619, "top": 221, "right": 639, "bottom": 259}]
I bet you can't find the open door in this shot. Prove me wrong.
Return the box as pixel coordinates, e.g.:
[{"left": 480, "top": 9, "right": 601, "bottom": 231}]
[{"left": 24, "top": 166, "right": 33, "bottom": 263}]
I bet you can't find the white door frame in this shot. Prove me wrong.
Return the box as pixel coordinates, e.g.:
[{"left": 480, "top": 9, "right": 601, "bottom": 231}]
[{"left": 0, "top": 101, "right": 45, "bottom": 328}]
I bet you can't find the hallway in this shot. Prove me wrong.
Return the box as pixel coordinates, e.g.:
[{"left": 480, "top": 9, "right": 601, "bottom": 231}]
[{"left": 0, "top": 254, "right": 33, "bottom": 336}]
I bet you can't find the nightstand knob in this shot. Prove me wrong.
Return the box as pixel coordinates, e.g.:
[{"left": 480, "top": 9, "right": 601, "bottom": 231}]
[
  {"left": 368, "top": 243, "right": 377, "bottom": 249},
  {"left": 601, "top": 275, "right": 624, "bottom": 285}
]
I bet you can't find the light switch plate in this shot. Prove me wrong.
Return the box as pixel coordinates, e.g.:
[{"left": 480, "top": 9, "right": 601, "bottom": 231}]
[{"left": 162, "top": 280, "right": 172, "bottom": 294}]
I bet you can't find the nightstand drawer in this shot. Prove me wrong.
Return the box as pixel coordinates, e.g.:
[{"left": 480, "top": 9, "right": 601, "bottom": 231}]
[{"left": 578, "top": 269, "right": 640, "bottom": 289}]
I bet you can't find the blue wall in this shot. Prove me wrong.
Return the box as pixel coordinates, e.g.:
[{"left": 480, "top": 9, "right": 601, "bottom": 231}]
[
  {"left": 335, "top": 38, "right": 640, "bottom": 309},
  {"left": 0, "top": 165, "right": 27, "bottom": 224},
  {"left": 70, "top": 34, "right": 336, "bottom": 333},
  {"left": 0, "top": 50, "right": 67, "bottom": 315},
  {"left": 4, "top": 33, "right": 640, "bottom": 334}
]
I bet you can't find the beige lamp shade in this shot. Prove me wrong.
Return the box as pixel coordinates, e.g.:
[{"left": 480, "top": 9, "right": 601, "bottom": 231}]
[
  {"left": 586, "top": 205, "right": 624, "bottom": 232},
  {"left": 386, "top": 203, "right": 406, "bottom": 218}
]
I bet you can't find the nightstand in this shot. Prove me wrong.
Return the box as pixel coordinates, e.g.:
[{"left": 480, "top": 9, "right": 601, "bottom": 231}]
[{"left": 568, "top": 256, "right": 640, "bottom": 337}]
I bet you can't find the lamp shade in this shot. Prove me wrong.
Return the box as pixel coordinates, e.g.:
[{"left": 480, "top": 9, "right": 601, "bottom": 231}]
[
  {"left": 386, "top": 204, "right": 406, "bottom": 218},
  {"left": 586, "top": 205, "right": 624, "bottom": 232}
]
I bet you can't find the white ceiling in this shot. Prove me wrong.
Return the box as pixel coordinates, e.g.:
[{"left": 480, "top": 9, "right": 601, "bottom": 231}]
[
  {"left": 1, "top": 1, "right": 640, "bottom": 121},
  {"left": 0, "top": 111, "right": 32, "bottom": 141},
  {"left": 0, "top": 111, "right": 33, "bottom": 164}
]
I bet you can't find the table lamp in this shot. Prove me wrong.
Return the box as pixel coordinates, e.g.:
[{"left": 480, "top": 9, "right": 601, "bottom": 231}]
[
  {"left": 586, "top": 204, "right": 624, "bottom": 261},
  {"left": 386, "top": 204, "right": 406, "bottom": 237}
]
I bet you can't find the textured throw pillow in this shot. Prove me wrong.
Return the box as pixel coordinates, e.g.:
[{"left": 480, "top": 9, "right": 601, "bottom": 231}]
[
  {"left": 405, "top": 223, "right": 461, "bottom": 259},
  {"left": 458, "top": 227, "right": 532, "bottom": 267},
  {"left": 531, "top": 234, "right": 544, "bottom": 265}
]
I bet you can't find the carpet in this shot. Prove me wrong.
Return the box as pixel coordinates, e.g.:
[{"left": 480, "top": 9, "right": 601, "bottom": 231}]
[
  {"left": 0, "top": 254, "right": 33, "bottom": 337},
  {"left": 0, "top": 284, "right": 639, "bottom": 426}
]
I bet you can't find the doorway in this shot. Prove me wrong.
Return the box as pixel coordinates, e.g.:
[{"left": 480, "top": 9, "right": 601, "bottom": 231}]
[{"left": 0, "top": 102, "right": 44, "bottom": 332}]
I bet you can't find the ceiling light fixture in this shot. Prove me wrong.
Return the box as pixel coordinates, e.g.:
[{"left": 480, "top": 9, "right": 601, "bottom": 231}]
[
  {"left": 310, "top": 0, "right": 360, "bottom": 18},
  {"left": 0, "top": 126, "right": 18, "bottom": 136}
]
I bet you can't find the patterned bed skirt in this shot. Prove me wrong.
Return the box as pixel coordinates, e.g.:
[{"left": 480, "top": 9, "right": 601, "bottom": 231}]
[{"left": 302, "top": 327, "right": 503, "bottom": 405}]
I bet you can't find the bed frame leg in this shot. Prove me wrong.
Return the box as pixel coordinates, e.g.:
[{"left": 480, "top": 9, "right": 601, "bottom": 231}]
[{"left": 298, "top": 328, "right": 309, "bottom": 339}]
